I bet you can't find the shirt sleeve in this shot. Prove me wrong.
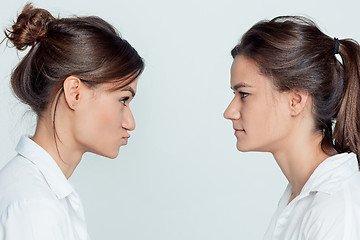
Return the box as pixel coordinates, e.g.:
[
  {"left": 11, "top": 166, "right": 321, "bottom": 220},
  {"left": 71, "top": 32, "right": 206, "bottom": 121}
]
[{"left": 0, "top": 200, "right": 74, "bottom": 240}]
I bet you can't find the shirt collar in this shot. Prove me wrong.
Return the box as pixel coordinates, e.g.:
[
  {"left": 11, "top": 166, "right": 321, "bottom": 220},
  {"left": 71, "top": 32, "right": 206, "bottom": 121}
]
[
  {"left": 298, "top": 152, "right": 358, "bottom": 197},
  {"left": 15, "top": 135, "right": 74, "bottom": 199}
]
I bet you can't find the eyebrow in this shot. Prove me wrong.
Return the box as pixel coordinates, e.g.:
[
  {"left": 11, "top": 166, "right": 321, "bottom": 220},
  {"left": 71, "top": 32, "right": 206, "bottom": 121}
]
[
  {"left": 121, "top": 86, "right": 136, "bottom": 97},
  {"left": 231, "top": 82, "right": 253, "bottom": 91}
]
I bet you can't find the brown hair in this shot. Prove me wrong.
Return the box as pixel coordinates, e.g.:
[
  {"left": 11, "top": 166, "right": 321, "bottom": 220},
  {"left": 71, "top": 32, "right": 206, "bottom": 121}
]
[
  {"left": 4, "top": 3, "right": 144, "bottom": 157},
  {"left": 231, "top": 16, "right": 360, "bottom": 167},
  {"left": 4, "top": 3, "right": 144, "bottom": 116}
]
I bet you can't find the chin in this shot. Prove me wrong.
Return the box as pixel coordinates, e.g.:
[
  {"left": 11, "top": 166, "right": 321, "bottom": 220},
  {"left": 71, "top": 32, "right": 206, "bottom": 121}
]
[
  {"left": 236, "top": 142, "right": 271, "bottom": 153},
  {"left": 95, "top": 148, "right": 120, "bottom": 159},
  {"left": 107, "top": 151, "right": 120, "bottom": 159},
  {"left": 236, "top": 143, "right": 252, "bottom": 152}
]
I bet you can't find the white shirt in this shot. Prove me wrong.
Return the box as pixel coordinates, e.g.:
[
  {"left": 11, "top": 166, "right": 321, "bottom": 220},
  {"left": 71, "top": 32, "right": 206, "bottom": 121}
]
[
  {"left": 264, "top": 152, "right": 360, "bottom": 240},
  {"left": 0, "top": 136, "right": 90, "bottom": 240}
]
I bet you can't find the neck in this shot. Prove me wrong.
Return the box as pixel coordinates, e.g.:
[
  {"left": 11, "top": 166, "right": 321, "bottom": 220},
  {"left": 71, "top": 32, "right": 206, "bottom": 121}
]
[
  {"left": 272, "top": 130, "right": 331, "bottom": 199},
  {"left": 32, "top": 116, "right": 84, "bottom": 179}
]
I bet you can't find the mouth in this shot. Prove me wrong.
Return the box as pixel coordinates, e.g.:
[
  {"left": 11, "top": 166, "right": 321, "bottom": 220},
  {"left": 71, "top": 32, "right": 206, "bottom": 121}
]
[
  {"left": 122, "top": 135, "right": 130, "bottom": 145},
  {"left": 234, "top": 128, "right": 245, "bottom": 135}
]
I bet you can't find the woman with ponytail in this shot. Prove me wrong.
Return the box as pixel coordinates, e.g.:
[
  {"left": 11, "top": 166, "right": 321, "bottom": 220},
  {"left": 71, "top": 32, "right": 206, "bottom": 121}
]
[
  {"left": 224, "top": 16, "right": 360, "bottom": 239},
  {"left": 0, "top": 3, "right": 144, "bottom": 239}
]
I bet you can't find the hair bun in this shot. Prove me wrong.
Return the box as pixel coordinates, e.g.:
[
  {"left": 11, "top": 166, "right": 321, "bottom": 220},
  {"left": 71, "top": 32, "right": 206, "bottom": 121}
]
[{"left": 5, "top": 3, "right": 55, "bottom": 50}]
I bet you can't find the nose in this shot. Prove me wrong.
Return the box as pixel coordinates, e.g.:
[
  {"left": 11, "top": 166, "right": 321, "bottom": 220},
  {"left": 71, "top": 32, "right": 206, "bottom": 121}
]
[
  {"left": 224, "top": 96, "right": 241, "bottom": 120},
  {"left": 121, "top": 107, "right": 136, "bottom": 131}
]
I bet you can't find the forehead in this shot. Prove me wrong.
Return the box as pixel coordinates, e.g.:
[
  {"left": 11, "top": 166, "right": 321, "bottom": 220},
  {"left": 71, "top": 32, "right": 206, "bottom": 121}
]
[
  {"left": 121, "top": 78, "right": 138, "bottom": 92},
  {"left": 100, "top": 78, "right": 138, "bottom": 93},
  {"left": 230, "top": 55, "right": 271, "bottom": 88}
]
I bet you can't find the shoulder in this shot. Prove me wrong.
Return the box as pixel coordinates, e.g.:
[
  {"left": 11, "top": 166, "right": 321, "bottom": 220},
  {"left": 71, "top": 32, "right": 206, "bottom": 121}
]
[
  {"left": 0, "top": 199, "right": 71, "bottom": 239},
  {"left": 301, "top": 173, "right": 360, "bottom": 239},
  {"left": 0, "top": 155, "right": 56, "bottom": 211},
  {"left": 311, "top": 170, "right": 360, "bottom": 211}
]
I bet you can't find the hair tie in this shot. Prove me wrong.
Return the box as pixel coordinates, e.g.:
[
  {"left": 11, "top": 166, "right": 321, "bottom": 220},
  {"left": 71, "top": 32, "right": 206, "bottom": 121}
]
[{"left": 334, "top": 37, "right": 340, "bottom": 55}]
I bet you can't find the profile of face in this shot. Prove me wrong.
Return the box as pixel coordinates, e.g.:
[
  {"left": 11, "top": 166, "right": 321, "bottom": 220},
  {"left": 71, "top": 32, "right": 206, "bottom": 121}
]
[
  {"left": 62, "top": 77, "right": 138, "bottom": 159},
  {"left": 224, "top": 55, "right": 295, "bottom": 153}
]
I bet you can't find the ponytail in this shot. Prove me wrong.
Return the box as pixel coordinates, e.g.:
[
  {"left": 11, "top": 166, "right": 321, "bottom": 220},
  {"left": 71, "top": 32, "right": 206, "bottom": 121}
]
[{"left": 334, "top": 39, "right": 360, "bottom": 166}]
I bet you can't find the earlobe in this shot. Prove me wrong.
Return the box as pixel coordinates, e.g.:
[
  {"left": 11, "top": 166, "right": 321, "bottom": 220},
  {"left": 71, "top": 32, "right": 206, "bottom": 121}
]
[
  {"left": 289, "top": 89, "right": 309, "bottom": 116},
  {"left": 63, "top": 76, "right": 82, "bottom": 110}
]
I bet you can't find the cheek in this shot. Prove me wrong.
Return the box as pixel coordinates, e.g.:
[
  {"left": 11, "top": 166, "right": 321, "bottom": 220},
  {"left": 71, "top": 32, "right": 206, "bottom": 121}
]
[
  {"left": 250, "top": 107, "right": 273, "bottom": 137},
  {"left": 259, "top": 103, "right": 292, "bottom": 144},
  {"left": 242, "top": 100, "right": 287, "bottom": 139},
  {"left": 74, "top": 98, "right": 123, "bottom": 151},
  {"left": 242, "top": 100, "right": 270, "bottom": 128}
]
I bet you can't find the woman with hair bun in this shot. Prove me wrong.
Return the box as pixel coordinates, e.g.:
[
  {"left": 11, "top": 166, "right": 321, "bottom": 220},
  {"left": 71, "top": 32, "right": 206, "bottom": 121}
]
[
  {"left": 0, "top": 3, "right": 144, "bottom": 239},
  {"left": 224, "top": 16, "right": 360, "bottom": 239}
]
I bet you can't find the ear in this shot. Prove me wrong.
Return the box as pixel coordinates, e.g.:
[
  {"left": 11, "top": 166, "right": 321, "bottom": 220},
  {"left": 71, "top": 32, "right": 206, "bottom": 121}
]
[
  {"left": 63, "top": 76, "right": 82, "bottom": 110},
  {"left": 289, "top": 89, "right": 310, "bottom": 117}
]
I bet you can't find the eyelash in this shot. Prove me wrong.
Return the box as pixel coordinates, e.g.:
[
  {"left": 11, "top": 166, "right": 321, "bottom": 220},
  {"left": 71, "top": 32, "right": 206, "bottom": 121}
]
[
  {"left": 233, "top": 91, "right": 249, "bottom": 99},
  {"left": 239, "top": 92, "right": 249, "bottom": 99},
  {"left": 120, "top": 97, "right": 130, "bottom": 106}
]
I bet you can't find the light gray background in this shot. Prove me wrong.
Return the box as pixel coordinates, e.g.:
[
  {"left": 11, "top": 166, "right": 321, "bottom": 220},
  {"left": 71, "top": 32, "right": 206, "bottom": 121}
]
[{"left": 0, "top": 0, "right": 359, "bottom": 239}]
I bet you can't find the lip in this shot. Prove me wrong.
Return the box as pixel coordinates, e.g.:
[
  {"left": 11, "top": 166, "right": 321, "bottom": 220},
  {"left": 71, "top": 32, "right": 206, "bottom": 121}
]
[
  {"left": 234, "top": 128, "right": 245, "bottom": 135},
  {"left": 122, "top": 135, "right": 130, "bottom": 145}
]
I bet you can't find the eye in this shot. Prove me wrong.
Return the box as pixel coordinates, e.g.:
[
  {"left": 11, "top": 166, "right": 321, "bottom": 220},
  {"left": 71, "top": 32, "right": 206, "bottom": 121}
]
[
  {"left": 239, "top": 91, "right": 249, "bottom": 99},
  {"left": 120, "top": 97, "right": 130, "bottom": 106}
]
